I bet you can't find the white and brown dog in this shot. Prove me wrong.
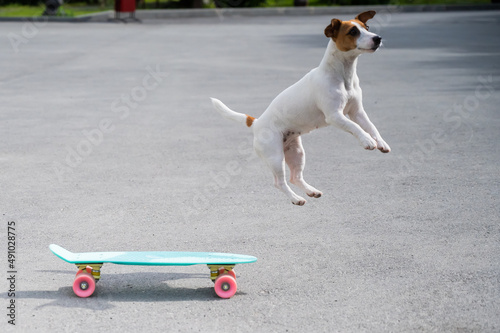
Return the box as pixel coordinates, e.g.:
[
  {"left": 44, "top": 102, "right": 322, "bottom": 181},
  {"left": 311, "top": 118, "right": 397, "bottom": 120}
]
[{"left": 211, "top": 11, "right": 391, "bottom": 205}]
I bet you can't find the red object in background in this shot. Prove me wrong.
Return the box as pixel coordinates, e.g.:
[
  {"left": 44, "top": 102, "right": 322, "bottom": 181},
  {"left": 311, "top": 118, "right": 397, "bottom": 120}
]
[{"left": 115, "top": 0, "right": 136, "bottom": 13}]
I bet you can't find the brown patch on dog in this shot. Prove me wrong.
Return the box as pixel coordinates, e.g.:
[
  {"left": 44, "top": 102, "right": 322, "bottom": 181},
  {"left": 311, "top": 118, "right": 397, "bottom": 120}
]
[
  {"left": 329, "top": 21, "right": 360, "bottom": 52},
  {"left": 355, "top": 11, "right": 376, "bottom": 25},
  {"left": 324, "top": 19, "right": 342, "bottom": 40},
  {"left": 351, "top": 19, "right": 368, "bottom": 30},
  {"left": 246, "top": 115, "right": 255, "bottom": 127}
]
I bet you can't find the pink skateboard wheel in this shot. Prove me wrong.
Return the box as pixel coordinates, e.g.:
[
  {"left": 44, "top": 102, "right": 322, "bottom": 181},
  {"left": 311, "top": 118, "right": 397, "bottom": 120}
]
[
  {"left": 73, "top": 273, "right": 96, "bottom": 298},
  {"left": 214, "top": 274, "right": 237, "bottom": 299}
]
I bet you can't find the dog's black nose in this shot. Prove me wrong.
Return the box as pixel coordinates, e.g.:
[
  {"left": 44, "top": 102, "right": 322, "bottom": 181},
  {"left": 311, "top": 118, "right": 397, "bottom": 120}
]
[{"left": 373, "top": 36, "right": 382, "bottom": 47}]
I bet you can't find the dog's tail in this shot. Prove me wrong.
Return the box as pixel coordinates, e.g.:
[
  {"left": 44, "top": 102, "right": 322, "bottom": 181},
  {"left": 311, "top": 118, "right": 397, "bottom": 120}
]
[{"left": 210, "top": 98, "right": 256, "bottom": 128}]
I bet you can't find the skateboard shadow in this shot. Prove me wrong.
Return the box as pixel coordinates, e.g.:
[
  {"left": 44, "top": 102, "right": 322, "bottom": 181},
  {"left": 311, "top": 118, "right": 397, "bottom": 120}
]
[{"left": 11, "top": 270, "right": 246, "bottom": 310}]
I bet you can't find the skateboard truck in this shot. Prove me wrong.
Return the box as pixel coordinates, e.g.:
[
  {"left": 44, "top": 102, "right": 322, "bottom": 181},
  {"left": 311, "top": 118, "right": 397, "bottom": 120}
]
[
  {"left": 76, "top": 264, "right": 103, "bottom": 282},
  {"left": 208, "top": 265, "right": 235, "bottom": 282}
]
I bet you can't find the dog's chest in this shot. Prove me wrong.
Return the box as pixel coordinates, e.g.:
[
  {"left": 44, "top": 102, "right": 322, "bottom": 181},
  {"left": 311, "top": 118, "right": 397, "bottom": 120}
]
[{"left": 319, "top": 65, "right": 360, "bottom": 95}]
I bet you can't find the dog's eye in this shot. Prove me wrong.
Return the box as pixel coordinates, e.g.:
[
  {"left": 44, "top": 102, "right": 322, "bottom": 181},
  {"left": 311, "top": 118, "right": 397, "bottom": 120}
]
[
  {"left": 365, "top": 25, "right": 369, "bottom": 30},
  {"left": 348, "top": 27, "right": 359, "bottom": 36}
]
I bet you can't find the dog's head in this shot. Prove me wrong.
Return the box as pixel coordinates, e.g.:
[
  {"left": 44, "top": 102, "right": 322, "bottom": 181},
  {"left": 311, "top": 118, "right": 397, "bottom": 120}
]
[{"left": 324, "top": 11, "right": 381, "bottom": 53}]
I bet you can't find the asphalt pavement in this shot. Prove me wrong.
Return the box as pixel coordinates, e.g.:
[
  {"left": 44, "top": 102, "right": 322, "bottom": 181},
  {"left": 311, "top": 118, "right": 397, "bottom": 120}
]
[{"left": 1, "top": 8, "right": 499, "bottom": 332}]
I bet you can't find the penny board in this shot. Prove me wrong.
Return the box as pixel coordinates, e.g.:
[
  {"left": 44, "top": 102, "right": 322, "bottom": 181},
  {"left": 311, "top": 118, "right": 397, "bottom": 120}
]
[{"left": 50, "top": 244, "right": 257, "bottom": 266}]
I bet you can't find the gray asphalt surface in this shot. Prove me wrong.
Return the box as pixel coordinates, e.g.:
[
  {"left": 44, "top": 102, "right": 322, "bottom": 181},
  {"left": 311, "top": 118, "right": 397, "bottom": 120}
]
[{"left": 1, "top": 9, "right": 499, "bottom": 332}]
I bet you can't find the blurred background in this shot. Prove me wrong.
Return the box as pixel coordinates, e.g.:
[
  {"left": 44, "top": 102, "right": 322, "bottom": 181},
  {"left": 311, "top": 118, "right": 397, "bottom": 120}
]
[{"left": 0, "top": 0, "right": 496, "bottom": 18}]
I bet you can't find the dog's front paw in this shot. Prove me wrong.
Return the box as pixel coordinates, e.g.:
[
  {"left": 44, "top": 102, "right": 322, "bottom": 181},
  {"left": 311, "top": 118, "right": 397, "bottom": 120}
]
[
  {"left": 376, "top": 138, "right": 391, "bottom": 153},
  {"left": 361, "top": 135, "right": 377, "bottom": 150}
]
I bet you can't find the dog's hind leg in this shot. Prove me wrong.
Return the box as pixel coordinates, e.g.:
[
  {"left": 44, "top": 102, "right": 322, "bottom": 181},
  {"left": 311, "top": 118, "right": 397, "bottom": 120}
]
[
  {"left": 284, "top": 136, "right": 323, "bottom": 199},
  {"left": 254, "top": 132, "right": 306, "bottom": 206}
]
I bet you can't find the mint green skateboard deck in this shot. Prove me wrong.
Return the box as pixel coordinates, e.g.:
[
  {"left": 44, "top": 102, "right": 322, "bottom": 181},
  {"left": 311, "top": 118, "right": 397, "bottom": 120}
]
[{"left": 50, "top": 244, "right": 257, "bottom": 299}]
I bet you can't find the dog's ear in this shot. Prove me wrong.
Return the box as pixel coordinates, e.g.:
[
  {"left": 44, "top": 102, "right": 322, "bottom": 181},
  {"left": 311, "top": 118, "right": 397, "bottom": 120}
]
[
  {"left": 325, "top": 19, "right": 342, "bottom": 39},
  {"left": 355, "top": 11, "right": 376, "bottom": 24}
]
